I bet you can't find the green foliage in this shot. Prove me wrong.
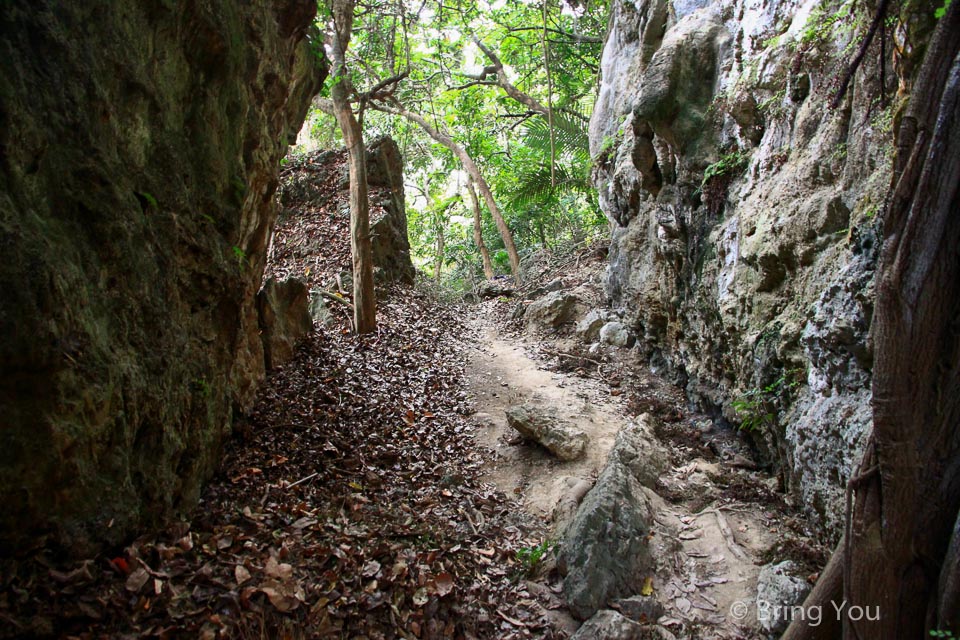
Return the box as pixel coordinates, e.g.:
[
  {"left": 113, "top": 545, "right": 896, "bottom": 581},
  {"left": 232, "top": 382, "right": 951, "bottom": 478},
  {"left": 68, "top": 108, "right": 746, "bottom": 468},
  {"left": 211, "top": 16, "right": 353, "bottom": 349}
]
[
  {"left": 698, "top": 150, "right": 749, "bottom": 215},
  {"left": 935, "top": 0, "right": 953, "bottom": 19},
  {"left": 930, "top": 630, "right": 955, "bottom": 639},
  {"left": 701, "top": 151, "right": 749, "bottom": 188},
  {"left": 306, "top": 0, "right": 610, "bottom": 289},
  {"left": 232, "top": 245, "right": 247, "bottom": 269},
  {"left": 516, "top": 539, "right": 554, "bottom": 574},
  {"left": 732, "top": 371, "right": 802, "bottom": 433},
  {"left": 136, "top": 191, "right": 158, "bottom": 209},
  {"left": 191, "top": 378, "right": 211, "bottom": 398}
]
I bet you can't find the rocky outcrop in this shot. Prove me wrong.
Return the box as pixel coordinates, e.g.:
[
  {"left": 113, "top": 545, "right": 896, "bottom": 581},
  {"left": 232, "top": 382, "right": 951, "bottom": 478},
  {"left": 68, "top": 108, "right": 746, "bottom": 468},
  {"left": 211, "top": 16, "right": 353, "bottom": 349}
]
[
  {"left": 558, "top": 424, "right": 660, "bottom": 619},
  {"left": 505, "top": 404, "right": 589, "bottom": 461},
  {"left": 755, "top": 560, "right": 811, "bottom": 635},
  {"left": 0, "top": 1, "right": 325, "bottom": 555},
  {"left": 570, "top": 609, "right": 662, "bottom": 640},
  {"left": 257, "top": 277, "right": 313, "bottom": 369},
  {"left": 524, "top": 289, "right": 587, "bottom": 332},
  {"left": 591, "top": 0, "right": 932, "bottom": 534},
  {"left": 272, "top": 136, "right": 415, "bottom": 289}
]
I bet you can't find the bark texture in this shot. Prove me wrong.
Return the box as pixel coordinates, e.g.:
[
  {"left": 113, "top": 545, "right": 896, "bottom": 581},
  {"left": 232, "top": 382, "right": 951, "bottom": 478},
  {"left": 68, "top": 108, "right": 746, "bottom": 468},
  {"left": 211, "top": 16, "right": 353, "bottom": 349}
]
[{"left": 844, "top": 4, "right": 960, "bottom": 637}]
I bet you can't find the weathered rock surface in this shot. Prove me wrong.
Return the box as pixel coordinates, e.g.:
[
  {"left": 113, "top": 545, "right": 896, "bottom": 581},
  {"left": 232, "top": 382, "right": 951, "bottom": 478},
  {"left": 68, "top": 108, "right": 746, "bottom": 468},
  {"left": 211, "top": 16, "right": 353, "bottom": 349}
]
[
  {"left": 608, "top": 415, "right": 670, "bottom": 490},
  {"left": 576, "top": 309, "right": 612, "bottom": 342},
  {"left": 570, "top": 609, "right": 662, "bottom": 640},
  {"left": 756, "top": 560, "right": 811, "bottom": 635},
  {"left": 476, "top": 279, "right": 515, "bottom": 299},
  {"left": 612, "top": 595, "right": 666, "bottom": 624},
  {"left": 257, "top": 277, "right": 312, "bottom": 369},
  {"left": 524, "top": 290, "right": 586, "bottom": 332},
  {"left": 505, "top": 404, "right": 589, "bottom": 461},
  {"left": 558, "top": 430, "right": 657, "bottom": 619},
  {"left": 0, "top": 0, "right": 324, "bottom": 555},
  {"left": 590, "top": 0, "right": 929, "bottom": 534},
  {"left": 600, "top": 321, "right": 634, "bottom": 347}
]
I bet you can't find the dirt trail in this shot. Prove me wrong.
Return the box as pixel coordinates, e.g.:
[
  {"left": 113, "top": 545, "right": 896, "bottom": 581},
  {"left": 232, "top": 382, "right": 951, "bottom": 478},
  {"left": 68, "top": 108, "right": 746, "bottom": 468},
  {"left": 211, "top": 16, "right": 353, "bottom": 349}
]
[
  {"left": 465, "top": 312, "right": 804, "bottom": 639},
  {"left": 467, "top": 322, "right": 623, "bottom": 521}
]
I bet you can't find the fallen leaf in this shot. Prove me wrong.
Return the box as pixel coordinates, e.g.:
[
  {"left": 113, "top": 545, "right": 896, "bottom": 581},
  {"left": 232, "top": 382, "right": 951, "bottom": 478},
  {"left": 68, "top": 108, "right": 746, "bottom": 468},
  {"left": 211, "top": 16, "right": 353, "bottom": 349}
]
[
  {"left": 641, "top": 576, "right": 654, "bottom": 596},
  {"left": 125, "top": 568, "right": 150, "bottom": 593}
]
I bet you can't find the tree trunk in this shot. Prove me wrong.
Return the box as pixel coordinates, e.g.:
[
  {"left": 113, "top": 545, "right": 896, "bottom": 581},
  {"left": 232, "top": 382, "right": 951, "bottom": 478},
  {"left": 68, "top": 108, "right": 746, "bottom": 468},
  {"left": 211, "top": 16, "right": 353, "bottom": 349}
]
[
  {"left": 434, "top": 223, "right": 444, "bottom": 282},
  {"left": 844, "top": 9, "right": 960, "bottom": 632},
  {"left": 372, "top": 101, "right": 522, "bottom": 280},
  {"left": 784, "top": 7, "right": 960, "bottom": 638},
  {"left": 465, "top": 175, "right": 495, "bottom": 279},
  {"left": 328, "top": 0, "right": 376, "bottom": 334}
]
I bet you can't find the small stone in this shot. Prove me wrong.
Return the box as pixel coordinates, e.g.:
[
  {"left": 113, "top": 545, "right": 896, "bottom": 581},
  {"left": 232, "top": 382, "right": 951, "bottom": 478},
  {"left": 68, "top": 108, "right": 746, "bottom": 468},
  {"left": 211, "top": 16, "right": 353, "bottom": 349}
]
[{"left": 756, "top": 561, "right": 811, "bottom": 635}]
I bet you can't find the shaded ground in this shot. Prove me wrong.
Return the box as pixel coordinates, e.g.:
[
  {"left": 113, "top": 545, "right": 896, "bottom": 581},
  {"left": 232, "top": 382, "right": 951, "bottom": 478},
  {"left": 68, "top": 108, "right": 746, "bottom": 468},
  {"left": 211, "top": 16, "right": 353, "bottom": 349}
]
[{"left": 0, "top": 151, "right": 828, "bottom": 639}]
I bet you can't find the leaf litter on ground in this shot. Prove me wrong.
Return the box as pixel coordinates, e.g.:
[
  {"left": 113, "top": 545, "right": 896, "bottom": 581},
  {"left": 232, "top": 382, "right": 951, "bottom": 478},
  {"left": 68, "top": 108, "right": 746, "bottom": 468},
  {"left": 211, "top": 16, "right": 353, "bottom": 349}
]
[{"left": 0, "top": 150, "right": 557, "bottom": 640}]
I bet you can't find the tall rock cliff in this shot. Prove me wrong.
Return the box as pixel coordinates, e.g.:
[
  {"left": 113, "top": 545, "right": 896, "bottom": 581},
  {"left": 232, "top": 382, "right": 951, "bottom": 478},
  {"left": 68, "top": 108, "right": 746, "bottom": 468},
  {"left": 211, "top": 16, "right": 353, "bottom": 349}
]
[
  {"left": 0, "top": 1, "right": 325, "bottom": 555},
  {"left": 591, "top": 0, "right": 934, "bottom": 534}
]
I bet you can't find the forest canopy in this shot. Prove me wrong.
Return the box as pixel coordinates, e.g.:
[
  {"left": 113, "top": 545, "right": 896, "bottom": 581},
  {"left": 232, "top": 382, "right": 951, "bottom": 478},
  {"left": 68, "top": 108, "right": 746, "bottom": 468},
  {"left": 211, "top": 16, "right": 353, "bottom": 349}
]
[{"left": 303, "top": 0, "right": 610, "bottom": 289}]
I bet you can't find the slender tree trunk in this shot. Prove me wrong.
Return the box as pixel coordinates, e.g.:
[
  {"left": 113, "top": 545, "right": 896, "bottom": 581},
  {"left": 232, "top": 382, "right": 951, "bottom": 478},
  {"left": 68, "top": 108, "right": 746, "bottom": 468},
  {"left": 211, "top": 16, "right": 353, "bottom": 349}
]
[
  {"left": 434, "top": 223, "right": 444, "bottom": 282},
  {"left": 785, "top": 6, "right": 960, "bottom": 638},
  {"left": 465, "top": 175, "right": 494, "bottom": 279},
  {"left": 328, "top": 0, "right": 376, "bottom": 334},
  {"left": 372, "top": 101, "right": 522, "bottom": 280}
]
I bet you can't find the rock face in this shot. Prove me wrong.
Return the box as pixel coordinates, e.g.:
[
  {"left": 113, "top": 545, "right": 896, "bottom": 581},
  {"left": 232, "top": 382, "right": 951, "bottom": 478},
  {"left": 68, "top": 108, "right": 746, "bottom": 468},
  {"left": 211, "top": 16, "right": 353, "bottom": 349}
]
[
  {"left": 570, "top": 609, "right": 659, "bottom": 640},
  {"left": 590, "top": 0, "right": 931, "bottom": 534},
  {"left": 505, "top": 405, "right": 589, "bottom": 461},
  {"left": 558, "top": 427, "right": 658, "bottom": 619},
  {"left": 0, "top": 1, "right": 324, "bottom": 555},
  {"left": 257, "top": 278, "right": 313, "bottom": 369}
]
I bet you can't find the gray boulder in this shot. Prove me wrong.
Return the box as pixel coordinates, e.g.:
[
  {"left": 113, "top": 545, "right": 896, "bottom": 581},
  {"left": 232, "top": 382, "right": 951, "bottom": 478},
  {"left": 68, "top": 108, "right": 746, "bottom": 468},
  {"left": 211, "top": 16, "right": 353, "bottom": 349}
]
[
  {"left": 505, "top": 405, "right": 589, "bottom": 461},
  {"left": 613, "top": 595, "right": 665, "bottom": 624},
  {"left": 525, "top": 277, "right": 565, "bottom": 300},
  {"left": 576, "top": 309, "right": 612, "bottom": 342},
  {"left": 756, "top": 561, "right": 811, "bottom": 635},
  {"left": 599, "top": 321, "right": 634, "bottom": 347},
  {"left": 558, "top": 438, "right": 656, "bottom": 619},
  {"left": 525, "top": 290, "right": 585, "bottom": 332},
  {"left": 570, "top": 610, "right": 662, "bottom": 640},
  {"left": 257, "top": 277, "right": 312, "bottom": 369},
  {"left": 476, "top": 279, "right": 514, "bottom": 298},
  {"left": 308, "top": 290, "right": 335, "bottom": 328},
  {"left": 609, "top": 415, "right": 670, "bottom": 490}
]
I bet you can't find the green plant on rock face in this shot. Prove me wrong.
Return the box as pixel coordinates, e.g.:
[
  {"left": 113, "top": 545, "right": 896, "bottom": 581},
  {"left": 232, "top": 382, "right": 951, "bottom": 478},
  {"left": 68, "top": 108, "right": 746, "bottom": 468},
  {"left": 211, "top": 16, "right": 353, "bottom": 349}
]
[
  {"left": 930, "top": 630, "right": 955, "bottom": 639},
  {"left": 732, "top": 371, "right": 802, "bottom": 433},
  {"left": 699, "top": 150, "right": 749, "bottom": 216},
  {"left": 191, "top": 378, "right": 211, "bottom": 398},
  {"left": 516, "top": 539, "right": 554, "bottom": 574},
  {"left": 935, "top": 0, "right": 953, "bottom": 19}
]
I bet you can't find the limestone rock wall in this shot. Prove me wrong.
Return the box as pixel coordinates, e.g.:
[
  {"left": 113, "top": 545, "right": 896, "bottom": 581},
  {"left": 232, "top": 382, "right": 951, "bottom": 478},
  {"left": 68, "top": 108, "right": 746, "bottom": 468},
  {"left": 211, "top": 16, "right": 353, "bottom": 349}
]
[
  {"left": 592, "top": 0, "right": 933, "bottom": 534},
  {"left": 0, "top": 0, "right": 325, "bottom": 555}
]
